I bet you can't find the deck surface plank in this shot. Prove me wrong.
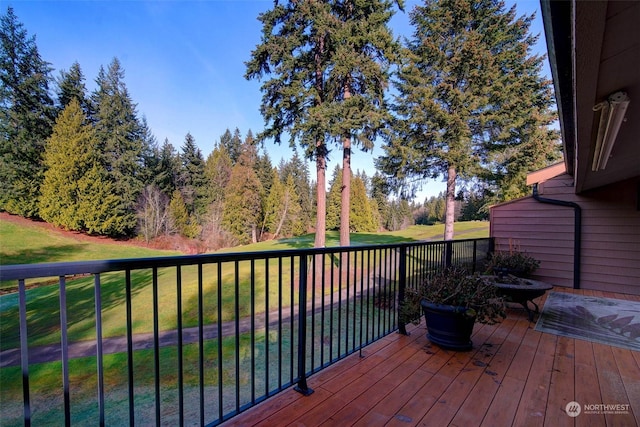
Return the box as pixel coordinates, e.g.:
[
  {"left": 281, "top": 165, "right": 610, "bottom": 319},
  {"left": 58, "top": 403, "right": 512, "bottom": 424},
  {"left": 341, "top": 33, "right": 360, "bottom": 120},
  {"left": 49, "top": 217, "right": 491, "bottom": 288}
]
[{"left": 223, "top": 288, "right": 640, "bottom": 427}]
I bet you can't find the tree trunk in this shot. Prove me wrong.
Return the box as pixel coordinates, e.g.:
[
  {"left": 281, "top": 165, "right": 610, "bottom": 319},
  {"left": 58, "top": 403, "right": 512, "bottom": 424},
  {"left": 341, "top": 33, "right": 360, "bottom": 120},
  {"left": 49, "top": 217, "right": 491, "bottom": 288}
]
[
  {"left": 314, "top": 34, "right": 326, "bottom": 249},
  {"left": 314, "top": 142, "right": 326, "bottom": 248},
  {"left": 340, "top": 136, "right": 351, "bottom": 246},
  {"left": 444, "top": 165, "right": 456, "bottom": 241},
  {"left": 340, "top": 84, "right": 352, "bottom": 247}
]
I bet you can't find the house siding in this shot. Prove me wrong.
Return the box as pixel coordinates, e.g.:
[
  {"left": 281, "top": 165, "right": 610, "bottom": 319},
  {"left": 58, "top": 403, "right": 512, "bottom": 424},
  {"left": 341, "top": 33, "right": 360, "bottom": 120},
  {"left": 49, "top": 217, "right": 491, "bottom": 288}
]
[{"left": 490, "top": 173, "right": 640, "bottom": 295}]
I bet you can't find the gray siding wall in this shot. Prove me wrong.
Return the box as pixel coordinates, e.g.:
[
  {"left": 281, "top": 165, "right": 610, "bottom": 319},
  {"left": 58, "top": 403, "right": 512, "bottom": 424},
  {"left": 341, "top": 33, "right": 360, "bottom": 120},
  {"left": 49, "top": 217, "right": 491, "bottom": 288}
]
[{"left": 490, "top": 173, "right": 640, "bottom": 295}]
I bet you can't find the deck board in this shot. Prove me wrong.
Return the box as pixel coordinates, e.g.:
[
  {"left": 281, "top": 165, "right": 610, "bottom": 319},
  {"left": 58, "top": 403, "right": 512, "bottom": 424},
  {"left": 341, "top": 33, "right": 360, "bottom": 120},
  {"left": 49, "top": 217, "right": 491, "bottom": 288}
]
[{"left": 223, "top": 288, "right": 640, "bottom": 427}]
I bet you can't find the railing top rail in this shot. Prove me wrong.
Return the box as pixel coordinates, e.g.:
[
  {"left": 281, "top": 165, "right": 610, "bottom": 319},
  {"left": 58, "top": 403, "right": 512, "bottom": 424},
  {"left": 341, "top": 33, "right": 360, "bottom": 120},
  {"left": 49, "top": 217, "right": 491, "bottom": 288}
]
[{"left": 0, "top": 238, "right": 492, "bottom": 281}]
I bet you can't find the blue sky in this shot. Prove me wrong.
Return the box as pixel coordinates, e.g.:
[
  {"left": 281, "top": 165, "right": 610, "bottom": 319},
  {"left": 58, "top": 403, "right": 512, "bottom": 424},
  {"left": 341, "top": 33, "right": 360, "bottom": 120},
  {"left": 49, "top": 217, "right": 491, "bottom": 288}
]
[{"left": 6, "top": 0, "right": 547, "bottom": 200}]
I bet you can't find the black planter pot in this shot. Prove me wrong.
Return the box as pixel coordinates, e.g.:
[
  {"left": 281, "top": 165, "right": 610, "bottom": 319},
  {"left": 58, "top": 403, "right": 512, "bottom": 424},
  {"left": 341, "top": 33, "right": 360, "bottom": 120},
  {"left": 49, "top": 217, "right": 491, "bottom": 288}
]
[{"left": 421, "top": 300, "right": 476, "bottom": 351}]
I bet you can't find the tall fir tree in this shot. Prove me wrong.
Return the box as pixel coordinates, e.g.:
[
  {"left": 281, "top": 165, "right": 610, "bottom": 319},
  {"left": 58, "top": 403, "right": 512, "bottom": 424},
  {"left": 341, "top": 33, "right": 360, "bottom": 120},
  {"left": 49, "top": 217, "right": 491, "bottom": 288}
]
[
  {"left": 178, "top": 132, "right": 209, "bottom": 217},
  {"left": 155, "top": 138, "right": 181, "bottom": 196},
  {"left": 56, "top": 61, "right": 89, "bottom": 115},
  {"left": 222, "top": 140, "right": 263, "bottom": 244},
  {"left": 378, "top": 0, "right": 558, "bottom": 240},
  {"left": 247, "top": 0, "right": 402, "bottom": 247},
  {"left": 279, "top": 151, "right": 314, "bottom": 231},
  {"left": 0, "top": 7, "right": 55, "bottom": 217},
  {"left": 91, "top": 57, "right": 144, "bottom": 235}
]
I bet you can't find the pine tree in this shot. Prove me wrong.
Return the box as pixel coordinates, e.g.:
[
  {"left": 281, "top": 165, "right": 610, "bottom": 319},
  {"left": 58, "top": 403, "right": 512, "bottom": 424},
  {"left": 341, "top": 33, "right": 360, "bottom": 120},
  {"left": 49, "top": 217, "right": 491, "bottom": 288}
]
[
  {"left": 378, "top": 0, "right": 558, "bottom": 240},
  {"left": 0, "top": 6, "right": 55, "bottom": 217},
  {"left": 91, "top": 57, "right": 144, "bottom": 235}
]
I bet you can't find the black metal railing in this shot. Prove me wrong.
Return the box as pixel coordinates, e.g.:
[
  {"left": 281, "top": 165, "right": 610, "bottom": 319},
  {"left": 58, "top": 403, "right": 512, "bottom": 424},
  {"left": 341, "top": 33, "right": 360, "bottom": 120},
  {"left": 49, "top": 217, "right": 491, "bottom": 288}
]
[{"left": 0, "top": 238, "right": 492, "bottom": 426}]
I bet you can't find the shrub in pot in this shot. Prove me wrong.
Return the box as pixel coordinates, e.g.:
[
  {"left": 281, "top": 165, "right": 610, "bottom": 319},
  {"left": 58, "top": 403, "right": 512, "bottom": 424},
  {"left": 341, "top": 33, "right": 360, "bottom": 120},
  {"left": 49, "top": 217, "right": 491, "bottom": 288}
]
[
  {"left": 484, "top": 250, "right": 540, "bottom": 278},
  {"left": 401, "top": 267, "right": 505, "bottom": 351}
]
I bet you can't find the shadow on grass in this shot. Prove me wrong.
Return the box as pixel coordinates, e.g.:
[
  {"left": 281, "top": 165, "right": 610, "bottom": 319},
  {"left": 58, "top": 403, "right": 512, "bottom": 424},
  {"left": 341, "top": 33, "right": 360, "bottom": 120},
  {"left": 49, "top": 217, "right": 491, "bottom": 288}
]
[
  {"left": 0, "top": 269, "right": 153, "bottom": 350},
  {"left": 1, "top": 243, "right": 90, "bottom": 266}
]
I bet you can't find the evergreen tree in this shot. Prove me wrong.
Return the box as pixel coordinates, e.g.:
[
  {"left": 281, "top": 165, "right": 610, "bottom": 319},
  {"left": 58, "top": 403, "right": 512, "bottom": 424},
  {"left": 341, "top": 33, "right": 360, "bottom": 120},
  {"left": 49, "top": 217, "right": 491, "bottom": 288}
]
[
  {"left": 254, "top": 148, "right": 275, "bottom": 196},
  {"left": 326, "top": 165, "right": 343, "bottom": 231},
  {"left": 279, "top": 151, "right": 313, "bottom": 230},
  {"left": 262, "top": 169, "right": 285, "bottom": 237},
  {"left": 281, "top": 174, "right": 305, "bottom": 237},
  {"left": 350, "top": 174, "right": 377, "bottom": 232},
  {"left": 0, "top": 7, "right": 55, "bottom": 217},
  {"left": 247, "top": 0, "right": 402, "bottom": 247},
  {"left": 178, "top": 132, "right": 209, "bottom": 217},
  {"left": 205, "top": 142, "right": 233, "bottom": 204},
  {"left": 137, "top": 116, "right": 159, "bottom": 187},
  {"left": 40, "top": 99, "right": 123, "bottom": 235},
  {"left": 218, "top": 127, "right": 243, "bottom": 165},
  {"left": 222, "top": 141, "right": 263, "bottom": 244},
  {"left": 378, "top": 0, "right": 558, "bottom": 240},
  {"left": 56, "top": 61, "right": 89, "bottom": 114},
  {"left": 155, "top": 138, "right": 180, "bottom": 196},
  {"left": 91, "top": 57, "right": 145, "bottom": 235},
  {"left": 371, "top": 172, "right": 391, "bottom": 230},
  {"left": 168, "top": 189, "right": 199, "bottom": 238},
  {"left": 75, "top": 163, "right": 123, "bottom": 235},
  {"left": 328, "top": 0, "right": 402, "bottom": 246},
  {"left": 39, "top": 99, "right": 95, "bottom": 230}
]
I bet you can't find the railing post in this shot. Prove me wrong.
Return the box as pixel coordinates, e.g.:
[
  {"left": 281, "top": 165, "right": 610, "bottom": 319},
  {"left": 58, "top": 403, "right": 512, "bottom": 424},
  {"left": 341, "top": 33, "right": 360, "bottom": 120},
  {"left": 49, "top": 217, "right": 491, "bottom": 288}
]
[
  {"left": 397, "top": 246, "right": 409, "bottom": 336},
  {"left": 294, "top": 255, "right": 314, "bottom": 396},
  {"left": 445, "top": 241, "right": 453, "bottom": 268}
]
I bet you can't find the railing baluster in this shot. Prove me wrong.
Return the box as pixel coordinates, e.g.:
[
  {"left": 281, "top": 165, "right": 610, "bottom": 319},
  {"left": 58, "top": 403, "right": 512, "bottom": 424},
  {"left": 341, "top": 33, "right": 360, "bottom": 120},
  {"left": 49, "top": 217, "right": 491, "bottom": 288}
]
[
  {"left": 125, "top": 270, "right": 135, "bottom": 427},
  {"left": 216, "top": 262, "right": 223, "bottom": 422},
  {"left": 264, "top": 258, "right": 270, "bottom": 397},
  {"left": 198, "top": 263, "right": 205, "bottom": 426},
  {"left": 58, "top": 276, "right": 71, "bottom": 427},
  {"left": 234, "top": 261, "right": 240, "bottom": 414},
  {"left": 320, "top": 253, "right": 326, "bottom": 367},
  {"left": 152, "top": 268, "right": 160, "bottom": 426},
  {"left": 250, "top": 259, "right": 256, "bottom": 405},
  {"left": 18, "top": 279, "right": 31, "bottom": 427},
  {"left": 94, "top": 274, "right": 105, "bottom": 427},
  {"left": 294, "top": 254, "right": 312, "bottom": 395},
  {"left": 278, "top": 257, "right": 283, "bottom": 390},
  {"left": 176, "top": 265, "right": 184, "bottom": 426}
]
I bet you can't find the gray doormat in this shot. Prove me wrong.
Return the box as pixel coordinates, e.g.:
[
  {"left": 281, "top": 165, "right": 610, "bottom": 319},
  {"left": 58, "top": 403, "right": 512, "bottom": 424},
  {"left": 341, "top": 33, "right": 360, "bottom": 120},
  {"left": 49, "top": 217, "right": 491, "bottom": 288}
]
[{"left": 535, "top": 292, "right": 640, "bottom": 352}]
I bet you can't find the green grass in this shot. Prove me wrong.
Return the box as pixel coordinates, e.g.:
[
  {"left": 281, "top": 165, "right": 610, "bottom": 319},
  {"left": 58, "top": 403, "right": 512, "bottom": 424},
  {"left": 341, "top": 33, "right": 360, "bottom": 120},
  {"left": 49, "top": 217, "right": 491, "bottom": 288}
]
[{"left": 0, "top": 220, "right": 181, "bottom": 266}]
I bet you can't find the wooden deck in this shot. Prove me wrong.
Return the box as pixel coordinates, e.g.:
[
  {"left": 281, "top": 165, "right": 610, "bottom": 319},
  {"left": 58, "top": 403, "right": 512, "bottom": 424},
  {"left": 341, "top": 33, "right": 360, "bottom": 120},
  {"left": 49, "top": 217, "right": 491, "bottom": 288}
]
[{"left": 223, "top": 288, "right": 640, "bottom": 427}]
